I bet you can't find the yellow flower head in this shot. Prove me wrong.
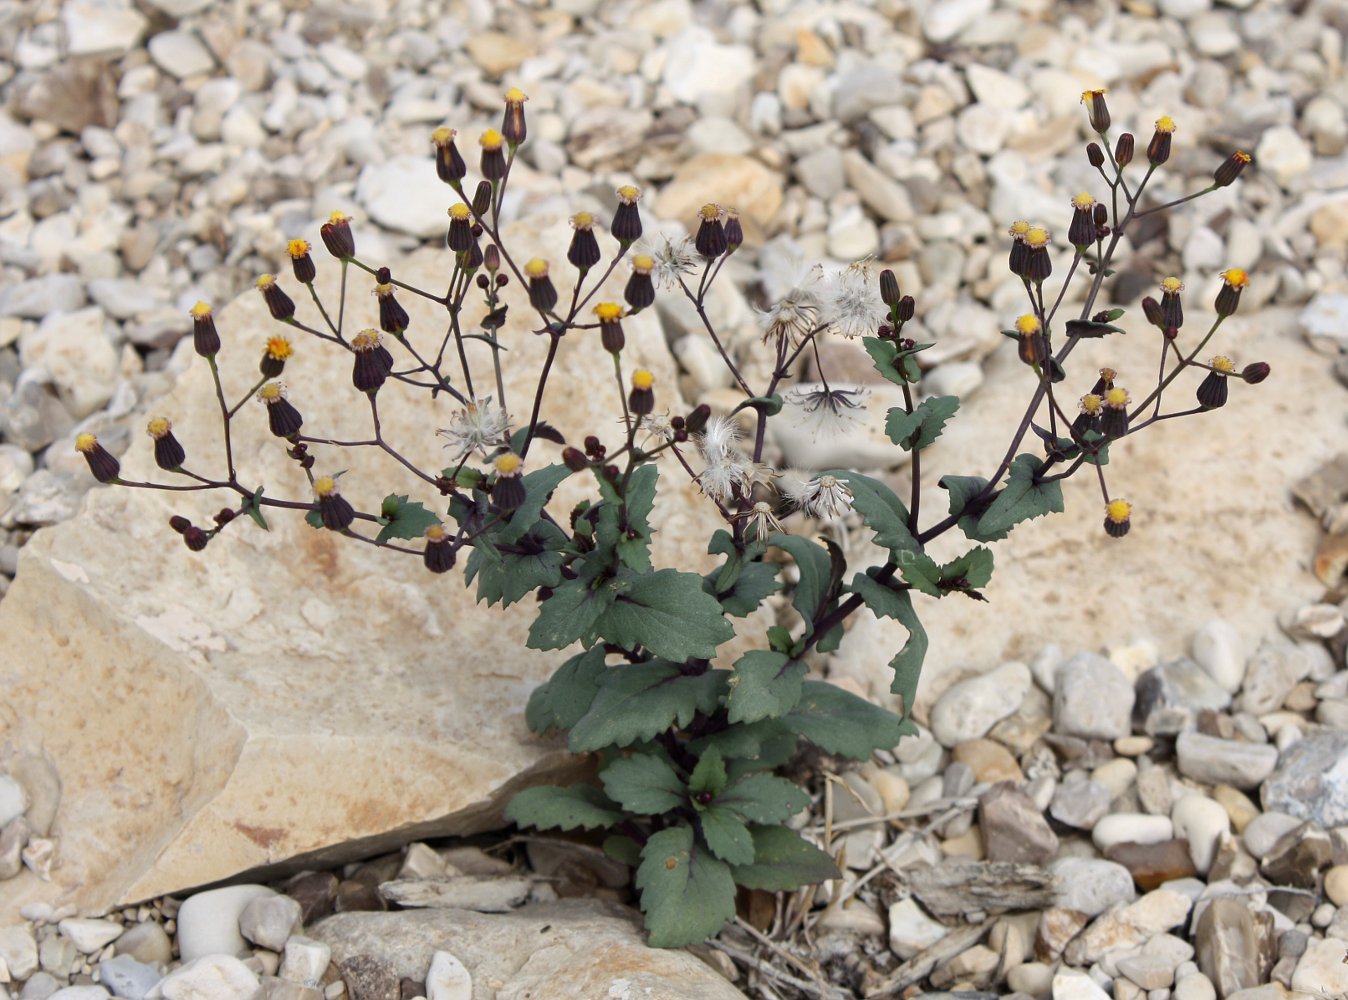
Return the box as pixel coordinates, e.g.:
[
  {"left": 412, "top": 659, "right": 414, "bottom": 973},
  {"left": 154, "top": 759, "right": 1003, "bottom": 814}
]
[
  {"left": 479, "top": 128, "right": 504, "bottom": 151},
  {"left": 313, "top": 476, "right": 338, "bottom": 498},
  {"left": 570, "top": 211, "right": 595, "bottom": 230},
  {"left": 1104, "top": 386, "right": 1130, "bottom": 409},
  {"left": 1080, "top": 88, "right": 1107, "bottom": 104},
  {"left": 1025, "top": 226, "right": 1051, "bottom": 248},
  {"left": 1221, "top": 268, "right": 1249, "bottom": 289},
  {"left": 1007, "top": 220, "right": 1031, "bottom": 240},
  {"left": 146, "top": 416, "right": 172, "bottom": 439},
  {"left": 1160, "top": 276, "right": 1184, "bottom": 295},
  {"left": 190, "top": 301, "right": 213, "bottom": 319},
  {"left": 698, "top": 203, "right": 722, "bottom": 222},
  {"left": 257, "top": 382, "right": 286, "bottom": 404},
  {"left": 256, "top": 273, "right": 277, "bottom": 289},
  {"left": 75, "top": 433, "right": 98, "bottom": 454},
  {"left": 617, "top": 184, "right": 641, "bottom": 204},
  {"left": 425, "top": 522, "right": 450, "bottom": 543},
  {"left": 1211, "top": 355, "right": 1236, "bottom": 373},
  {"left": 524, "top": 257, "right": 550, "bottom": 278},
  {"left": 1154, "top": 115, "right": 1177, "bottom": 134},
  {"left": 1072, "top": 192, "right": 1096, "bottom": 210},
  {"left": 631, "top": 369, "right": 655, "bottom": 391},
  {"left": 1015, "top": 314, "right": 1041, "bottom": 335},
  {"left": 1080, "top": 393, "right": 1103, "bottom": 415},
  {"left": 504, "top": 87, "right": 528, "bottom": 105},
  {"left": 494, "top": 452, "right": 523, "bottom": 477},
  {"left": 631, "top": 254, "right": 655, "bottom": 274},
  {"left": 328, "top": 210, "right": 351, "bottom": 225},
  {"left": 265, "top": 335, "right": 293, "bottom": 361},
  {"left": 431, "top": 126, "right": 457, "bottom": 146},
  {"left": 1105, "top": 498, "right": 1132, "bottom": 524},
  {"left": 286, "top": 239, "right": 311, "bottom": 259},
  {"left": 351, "top": 329, "right": 381, "bottom": 352},
  {"left": 448, "top": 202, "right": 472, "bottom": 220},
  {"left": 594, "top": 302, "right": 624, "bottom": 322}
]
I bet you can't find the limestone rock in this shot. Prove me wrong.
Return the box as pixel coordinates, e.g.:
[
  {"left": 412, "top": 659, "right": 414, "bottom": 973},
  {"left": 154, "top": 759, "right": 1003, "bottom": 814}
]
[
  {"left": 310, "top": 901, "right": 748, "bottom": 1000},
  {"left": 0, "top": 229, "right": 722, "bottom": 920},
  {"left": 1261, "top": 731, "right": 1348, "bottom": 828}
]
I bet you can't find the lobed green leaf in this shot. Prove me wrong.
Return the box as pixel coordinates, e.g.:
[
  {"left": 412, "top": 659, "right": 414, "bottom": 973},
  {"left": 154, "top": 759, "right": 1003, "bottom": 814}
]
[
  {"left": 506, "top": 783, "right": 622, "bottom": 832},
  {"left": 635, "top": 826, "right": 737, "bottom": 947},
  {"left": 730, "top": 826, "right": 840, "bottom": 891},
  {"left": 600, "top": 753, "right": 687, "bottom": 815}
]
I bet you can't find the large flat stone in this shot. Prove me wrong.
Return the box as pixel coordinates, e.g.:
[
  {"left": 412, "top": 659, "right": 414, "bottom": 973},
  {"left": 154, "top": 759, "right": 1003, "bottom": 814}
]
[
  {"left": 310, "top": 900, "right": 748, "bottom": 999},
  {"left": 834, "top": 309, "right": 1343, "bottom": 713},
  {"left": 0, "top": 218, "right": 732, "bottom": 919}
]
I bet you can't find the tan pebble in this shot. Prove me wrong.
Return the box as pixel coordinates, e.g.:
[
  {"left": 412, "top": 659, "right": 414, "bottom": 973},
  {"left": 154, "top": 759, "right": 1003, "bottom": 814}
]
[
  {"left": 1211, "top": 784, "right": 1260, "bottom": 833},
  {"left": 941, "top": 826, "right": 984, "bottom": 859},
  {"left": 952, "top": 738, "right": 1023, "bottom": 783},
  {"left": 1326, "top": 865, "right": 1348, "bottom": 906},
  {"left": 1091, "top": 758, "right": 1138, "bottom": 799},
  {"left": 1115, "top": 736, "right": 1154, "bottom": 757},
  {"left": 868, "top": 765, "right": 911, "bottom": 815}
]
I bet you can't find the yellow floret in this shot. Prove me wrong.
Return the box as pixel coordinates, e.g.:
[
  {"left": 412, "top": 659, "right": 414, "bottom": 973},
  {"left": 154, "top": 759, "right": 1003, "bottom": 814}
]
[
  {"left": 1015, "top": 314, "right": 1041, "bottom": 335},
  {"left": 75, "top": 433, "right": 98, "bottom": 453},
  {"left": 146, "top": 417, "right": 171, "bottom": 439},
  {"left": 313, "top": 476, "right": 338, "bottom": 497},
  {"left": 631, "top": 369, "right": 655, "bottom": 390},
  {"left": 594, "top": 302, "right": 624, "bottom": 322},
  {"left": 1106, "top": 498, "right": 1132, "bottom": 524},
  {"left": 1221, "top": 268, "right": 1249, "bottom": 289},
  {"left": 479, "top": 128, "right": 505, "bottom": 150},
  {"left": 494, "top": 452, "right": 523, "bottom": 477}
]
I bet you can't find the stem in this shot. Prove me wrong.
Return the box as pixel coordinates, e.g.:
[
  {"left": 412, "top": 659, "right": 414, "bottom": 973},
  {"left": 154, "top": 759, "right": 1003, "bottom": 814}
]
[
  {"left": 207, "top": 356, "right": 235, "bottom": 480},
  {"left": 902, "top": 383, "right": 920, "bottom": 533},
  {"left": 520, "top": 329, "right": 562, "bottom": 460}
]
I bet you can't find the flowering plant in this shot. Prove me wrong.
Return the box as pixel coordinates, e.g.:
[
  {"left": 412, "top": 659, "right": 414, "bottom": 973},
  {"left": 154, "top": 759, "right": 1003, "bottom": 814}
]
[{"left": 78, "top": 87, "right": 1264, "bottom": 947}]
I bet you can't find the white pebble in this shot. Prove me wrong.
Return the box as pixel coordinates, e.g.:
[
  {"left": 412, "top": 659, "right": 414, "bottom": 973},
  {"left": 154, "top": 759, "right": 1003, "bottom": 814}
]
[{"left": 1093, "top": 814, "right": 1175, "bottom": 852}]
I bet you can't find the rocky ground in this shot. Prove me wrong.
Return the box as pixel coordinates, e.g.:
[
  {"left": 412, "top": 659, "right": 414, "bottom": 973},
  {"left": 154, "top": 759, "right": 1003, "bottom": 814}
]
[{"left": 2, "top": 0, "right": 1348, "bottom": 997}]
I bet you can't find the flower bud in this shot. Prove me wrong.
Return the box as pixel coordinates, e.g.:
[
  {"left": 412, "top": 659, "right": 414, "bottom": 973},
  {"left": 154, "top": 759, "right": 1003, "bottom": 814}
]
[
  {"left": 320, "top": 211, "right": 355, "bottom": 259},
  {"left": 562, "top": 447, "right": 588, "bottom": 471},
  {"left": 1215, "top": 268, "right": 1248, "bottom": 318},
  {"left": 1141, "top": 296, "right": 1165, "bottom": 328},
  {"left": 897, "top": 295, "right": 915, "bottom": 322},
  {"left": 568, "top": 211, "right": 601, "bottom": 270},
  {"left": 287, "top": 239, "right": 316, "bottom": 284},
  {"left": 723, "top": 208, "right": 743, "bottom": 252},
  {"left": 447, "top": 203, "right": 474, "bottom": 252},
  {"left": 879, "top": 268, "right": 901, "bottom": 307},
  {"left": 524, "top": 258, "right": 558, "bottom": 313},
  {"left": 313, "top": 475, "right": 355, "bottom": 531},
  {"left": 625, "top": 254, "right": 656, "bottom": 310},
  {"left": 1241, "top": 361, "right": 1270, "bottom": 384},
  {"left": 1101, "top": 386, "right": 1131, "bottom": 439},
  {"left": 1081, "top": 89, "right": 1110, "bottom": 133},
  {"left": 478, "top": 128, "right": 507, "bottom": 180},
  {"left": 1159, "top": 276, "right": 1184, "bottom": 330},
  {"left": 1024, "top": 226, "right": 1052, "bottom": 282},
  {"left": 471, "top": 180, "right": 493, "bottom": 218},
  {"left": 183, "top": 526, "right": 210, "bottom": 551},
  {"left": 190, "top": 301, "right": 220, "bottom": 357},
  {"left": 256, "top": 274, "right": 295, "bottom": 321},
  {"left": 694, "top": 203, "right": 727, "bottom": 258},
  {"left": 431, "top": 127, "right": 467, "bottom": 185},
  {"left": 611, "top": 185, "right": 643, "bottom": 245},
  {"left": 1086, "top": 142, "right": 1104, "bottom": 169},
  {"left": 146, "top": 416, "right": 186, "bottom": 471},
  {"left": 75, "top": 433, "right": 120, "bottom": 483},
  {"left": 1069, "top": 193, "right": 1096, "bottom": 247},
  {"left": 257, "top": 381, "right": 303, "bottom": 438},
  {"left": 1214, "top": 150, "right": 1252, "bottom": 188},
  {"left": 595, "top": 302, "right": 625, "bottom": 354},
  {"left": 1197, "top": 356, "right": 1234, "bottom": 409},
  {"left": 1114, "top": 132, "right": 1134, "bottom": 167},
  {"left": 501, "top": 88, "right": 528, "bottom": 146},
  {"left": 1147, "top": 116, "right": 1176, "bottom": 166},
  {"left": 351, "top": 329, "right": 393, "bottom": 394},
  {"left": 169, "top": 515, "right": 192, "bottom": 534},
  {"left": 423, "top": 522, "right": 457, "bottom": 574},
  {"left": 375, "top": 282, "right": 409, "bottom": 335},
  {"left": 492, "top": 452, "right": 526, "bottom": 511},
  {"left": 1015, "top": 314, "right": 1048, "bottom": 366},
  {"left": 1104, "top": 498, "right": 1132, "bottom": 538},
  {"left": 628, "top": 369, "right": 655, "bottom": 417},
  {"left": 685, "top": 403, "right": 711, "bottom": 435}
]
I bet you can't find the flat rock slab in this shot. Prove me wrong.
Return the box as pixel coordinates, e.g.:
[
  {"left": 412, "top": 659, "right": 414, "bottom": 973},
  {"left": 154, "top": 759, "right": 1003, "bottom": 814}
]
[
  {"left": 0, "top": 220, "right": 732, "bottom": 920},
  {"left": 310, "top": 899, "right": 749, "bottom": 1000},
  {"left": 842, "top": 309, "right": 1345, "bottom": 712}
]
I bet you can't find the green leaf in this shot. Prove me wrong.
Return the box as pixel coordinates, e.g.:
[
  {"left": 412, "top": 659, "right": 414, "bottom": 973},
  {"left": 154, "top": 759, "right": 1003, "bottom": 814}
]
[
  {"left": 974, "top": 453, "right": 1065, "bottom": 539},
  {"left": 1065, "top": 318, "right": 1126, "bottom": 338},
  {"left": 527, "top": 576, "right": 614, "bottom": 651},
  {"left": 569, "top": 662, "right": 727, "bottom": 752},
  {"left": 699, "top": 806, "right": 755, "bottom": 865},
  {"left": 825, "top": 470, "right": 919, "bottom": 555},
  {"left": 784, "top": 681, "right": 906, "bottom": 758},
  {"left": 846, "top": 572, "right": 926, "bottom": 720},
  {"left": 1104, "top": 307, "right": 1125, "bottom": 321},
  {"left": 374, "top": 495, "right": 441, "bottom": 544},
  {"left": 716, "top": 562, "right": 780, "bottom": 617},
  {"left": 525, "top": 646, "right": 608, "bottom": 734},
  {"left": 884, "top": 395, "right": 959, "bottom": 451},
  {"left": 596, "top": 569, "right": 735, "bottom": 662},
  {"left": 689, "top": 746, "right": 728, "bottom": 798},
  {"left": 506, "top": 784, "right": 622, "bottom": 832},
  {"left": 495, "top": 464, "right": 571, "bottom": 544},
  {"left": 862, "top": 337, "right": 930, "bottom": 386},
  {"left": 601, "top": 753, "right": 687, "bottom": 815},
  {"left": 689, "top": 718, "right": 791, "bottom": 763},
  {"left": 898, "top": 552, "right": 943, "bottom": 598},
  {"left": 716, "top": 772, "right": 810, "bottom": 825},
  {"left": 618, "top": 462, "right": 659, "bottom": 572},
  {"left": 730, "top": 393, "right": 783, "bottom": 417},
  {"left": 942, "top": 546, "right": 994, "bottom": 590},
  {"left": 465, "top": 524, "right": 566, "bottom": 608},
  {"left": 636, "top": 826, "right": 737, "bottom": 947},
  {"left": 305, "top": 508, "right": 323, "bottom": 529},
  {"left": 241, "top": 485, "right": 270, "bottom": 531},
  {"left": 726, "top": 650, "right": 808, "bottom": 724},
  {"left": 767, "top": 533, "right": 833, "bottom": 636},
  {"left": 731, "top": 826, "right": 840, "bottom": 891}
]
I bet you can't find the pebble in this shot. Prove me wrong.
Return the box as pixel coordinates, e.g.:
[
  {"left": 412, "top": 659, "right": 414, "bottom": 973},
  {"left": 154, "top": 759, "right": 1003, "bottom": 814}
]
[
  {"left": 0, "top": 275, "right": 86, "bottom": 320},
  {"left": 1052, "top": 968, "right": 1111, "bottom": 1000},
  {"left": 1324, "top": 865, "right": 1348, "bottom": 906},
  {"left": 1191, "top": 621, "right": 1246, "bottom": 694},
  {"left": 1054, "top": 654, "right": 1135, "bottom": 740},
  {"left": 58, "top": 919, "right": 123, "bottom": 954},
  {"left": 424, "top": 951, "right": 471, "bottom": 1000},
  {"left": 1242, "top": 812, "right": 1304, "bottom": 860},
  {"left": 1050, "top": 776, "right": 1112, "bottom": 830},
  {"left": 1298, "top": 294, "right": 1348, "bottom": 356},
  {"left": 1175, "top": 731, "right": 1278, "bottom": 791},
  {"left": 0, "top": 925, "right": 39, "bottom": 980},
  {"left": 97, "top": 956, "right": 163, "bottom": 1000},
  {"left": 146, "top": 30, "right": 216, "bottom": 79},
  {"left": 1094, "top": 814, "right": 1176, "bottom": 852},
  {"left": 953, "top": 739, "right": 1022, "bottom": 783},
  {"left": 1260, "top": 731, "right": 1348, "bottom": 828},
  {"left": 1051, "top": 858, "right": 1137, "bottom": 917},
  {"left": 1255, "top": 125, "right": 1313, "bottom": 188},
  {"left": 156, "top": 956, "right": 259, "bottom": 1000},
  {"left": 928, "top": 662, "right": 1032, "bottom": 748},
  {"left": 112, "top": 924, "right": 172, "bottom": 967},
  {"left": 980, "top": 782, "right": 1059, "bottom": 864},
  {"left": 0, "top": 775, "right": 27, "bottom": 827},
  {"left": 1170, "top": 795, "right": 1230, "bottom": 875},
  {"left": 175, "top": 885, "right": 277, "bottom": 962},
  {"left": 1133, "top": 660, "right": 1231, "bottom": 736},
  {"left": 888, "top": 899, "right": 948, "bottom": 960},
  {"left": 278, "top": 937, "right": 329, "bottom": 988},
  {"left": 922, "top": 0, "right": 992, "bottom": 43},
  {"left": 238, "top": 895, "right": 301, "bottom": 952},
  {"left": 1292, "top": 936, "right": 1348, "bottom": 997}
]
